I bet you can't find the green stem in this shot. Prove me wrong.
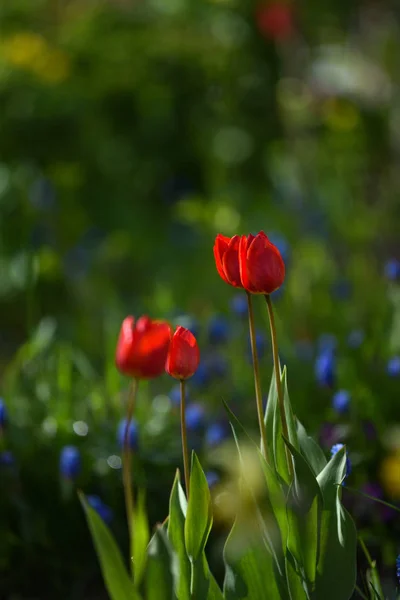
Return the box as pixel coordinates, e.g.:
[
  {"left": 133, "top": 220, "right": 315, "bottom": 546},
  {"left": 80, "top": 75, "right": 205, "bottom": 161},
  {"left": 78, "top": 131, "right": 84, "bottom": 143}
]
[
  {"left": 265, "top": 294, "right": 293, "bottom": 476},
  {"left": 122, "top": 378, "right": 138, "bottom": 572},
  {"left": 246, "top": 293, "right": 269, "bottom": 462},
  {"left": 180, "top": 379, "right": 191, "bottom": 498}
]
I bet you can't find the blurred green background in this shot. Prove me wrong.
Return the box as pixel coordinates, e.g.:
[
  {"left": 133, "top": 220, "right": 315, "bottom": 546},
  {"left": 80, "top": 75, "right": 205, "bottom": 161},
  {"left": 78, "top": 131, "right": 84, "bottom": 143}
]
[{"left": 1, "top": 0, "right": 400, "bottom": 598}]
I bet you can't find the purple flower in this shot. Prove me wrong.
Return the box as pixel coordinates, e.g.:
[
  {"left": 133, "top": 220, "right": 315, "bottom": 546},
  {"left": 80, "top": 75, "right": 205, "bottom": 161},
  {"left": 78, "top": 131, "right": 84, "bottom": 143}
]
[
  {"left": 315, "top": 351, "right": 336, "bottom": 388},
  {"left": 0, "top": 398, "right": 7, "bottom": 429},
  {"left": 387, "top": 356, "right": 400, "bottom": 377},
  {"left": 206, "top": 471, "right": 220, "bottom": 488},
  {"left": 87, "top": 495, "right": 113, "bottom": 525},
  {"left": 117, "top": 419, "right": 138, "bottom": 451},
  {"left": 330, "top": 443, "right": 351, "bottom": 480},
  {"left": 384, "top": 259, "right": 400, "bottom": 281},
  {"left": 332, "top": 390, "right": 350, "bottom": 415},
  {"left": 205, "top": 421, "right": 229, "bottom": 447},
  {"left": 59, "top": 446, "right": 81, "bottom": 480},
  {"left": 185, "top": 403, "right": 206, "bottom": 432}
]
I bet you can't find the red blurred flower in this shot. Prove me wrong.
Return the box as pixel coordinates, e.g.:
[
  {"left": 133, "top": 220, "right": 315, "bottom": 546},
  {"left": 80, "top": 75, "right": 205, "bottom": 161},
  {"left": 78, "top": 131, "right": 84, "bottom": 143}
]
[
  {"left": 256, "top": 3, "right": 294, "bottom": 41},
  {"left": 213, "top": 234, "right": 243, "bottom": 288},
  {"left": 166, "top": 326, "right": 200, "bottom": 380},
  {"left": 116, "top": 316, "right": 172, "bottom": 379},
  {"left": 239, "top": 231, "right": 285, "bottom": 294}
]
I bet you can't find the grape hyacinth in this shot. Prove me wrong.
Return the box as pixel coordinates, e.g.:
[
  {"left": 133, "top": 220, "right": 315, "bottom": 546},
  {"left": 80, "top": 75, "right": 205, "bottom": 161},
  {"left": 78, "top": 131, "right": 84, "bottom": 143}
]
[
  {"left": 330, "top": 443, "right": 351, "bottom": 481},
  {"left": 332, "top": 390, "right": 351, "bottom": 415},
  {"left": 59, "top": 446, "right": 81, "bottom": 480},
  {"left": 117, "top": 418, "right": 139, "bottom": 451}
]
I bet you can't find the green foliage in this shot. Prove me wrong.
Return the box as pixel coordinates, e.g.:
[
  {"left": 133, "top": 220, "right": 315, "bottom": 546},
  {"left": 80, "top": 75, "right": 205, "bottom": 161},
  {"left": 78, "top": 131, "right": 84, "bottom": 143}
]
[{"left": 79, "top": 492, "right": 136, "bottom": 600}]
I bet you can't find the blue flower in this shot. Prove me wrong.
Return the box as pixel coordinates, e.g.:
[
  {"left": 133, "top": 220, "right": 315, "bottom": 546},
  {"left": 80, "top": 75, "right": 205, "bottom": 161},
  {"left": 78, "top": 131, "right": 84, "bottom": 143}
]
[
  {"left": 347, "top": 329, "right": 364, "bottom": 348},
  {"left": 0, "top": 398, "right": 7, "bottom": 429},
  {"left": 208, "top": 316, "right": 229, "bottom": 344},
  {"left": 205, "top": 421, "right": 229, "bottom": 447},
  {"left": 332, "top": 390, "right": 350, "bottom": 415},
  {"left": 185, "top": 403, "right": 206, "bottom": 432},
  {"left": 0, "top": 451, "right": 15, "bottom": 467},
  {"left": 87, "top": 495, "right": 113, "bottom": 525},
  {"left": 330, "top": 443, "right": 351, "bottom": 479},
  {"left": 117, "top": 419, "right": 138, "bottom": 451},
  {"left": 59, "top": 446, "right": 81, "bottom": 480},
  {"left": 230, "top": 294, "right": 248, "bottom": 318},
  {"left": 315, "top": 351, "right": 336, "bottom": 388},
  {"left": 384, "top": 259, "right": 400, "bottom": 281},
  {"left": 396, "top": 555, "right": 400, "bottom": 584},
  {"left": 206, "top": 471, "right": 220, "bottom": 489},
  {"left": 387, "top": 356, "right": 400, "bottom": 377}
]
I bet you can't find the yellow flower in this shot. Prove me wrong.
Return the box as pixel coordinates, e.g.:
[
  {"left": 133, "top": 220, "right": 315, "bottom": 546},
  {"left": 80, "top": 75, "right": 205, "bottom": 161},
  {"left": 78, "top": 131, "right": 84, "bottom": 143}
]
[
  {"left": 380, "top": 450, "right": 400, "bottom": 499},
  {"left": 2, "top": 32, "right": 47, "bottom": 68},
  {"left": 1, "top": 32, "right": 70, "bottom": 84}
]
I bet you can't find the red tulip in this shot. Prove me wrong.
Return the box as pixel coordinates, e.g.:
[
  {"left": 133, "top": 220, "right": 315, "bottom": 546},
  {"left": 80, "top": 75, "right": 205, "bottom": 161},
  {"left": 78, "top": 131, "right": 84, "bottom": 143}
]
[
  {"left": 239, "top": 231, "right": 285, "bottom": 294},
  {"left": 116, "top": 315, "right": 172, "bottom": 379},
  {"left": 213, "top": 234, "right": 243, "bottom": 288},
  {"left": 166, "top": 326, "right": 200, "bottom": 380},
  {"left": 256, "top": 3, "right": 294, "bottom": 41}
]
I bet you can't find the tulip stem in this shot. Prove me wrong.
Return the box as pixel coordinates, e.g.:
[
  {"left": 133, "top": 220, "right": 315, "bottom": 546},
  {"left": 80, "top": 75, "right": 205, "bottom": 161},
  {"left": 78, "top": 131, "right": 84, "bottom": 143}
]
[
  {"left": 123, "top": 377, "right": 138, "bottom": 572},
  {"left": 180, "top": 379, "right": 191, "bottom": 498},
  {"left": 246, "top": 292, "right": 269, "bottom": 463},
  {"left": 265, "top": 294, "right": 293, "bottom": 477}
]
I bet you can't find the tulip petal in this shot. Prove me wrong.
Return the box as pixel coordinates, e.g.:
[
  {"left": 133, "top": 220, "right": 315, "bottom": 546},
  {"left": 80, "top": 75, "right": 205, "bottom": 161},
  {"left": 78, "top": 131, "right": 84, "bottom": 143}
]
[
  {"left": 239, "top": 234, "right": 254, "bottom": 291},
  {"left": 213, "top": 234, "right": 231, "bottom": 284},
  {"left": 246, "top": 232, "right": 285, "bottom": 294},
  {"left": 222, "top": 235, "right": 242, "bottom": 287},
  {"left": 166, "top": 326, "right": 200, "bottom": 380}
]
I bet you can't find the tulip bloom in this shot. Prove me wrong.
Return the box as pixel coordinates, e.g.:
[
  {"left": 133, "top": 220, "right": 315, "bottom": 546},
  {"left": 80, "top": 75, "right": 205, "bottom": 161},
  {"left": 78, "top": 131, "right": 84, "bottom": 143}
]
[
  {"left": 116, "top": 316, "right": 172, "bottom": 379},
  {"left": 239, "top": 232, "right": 285, "bottom": 295},
  {"left": 166, "top": 326, "right": 200, "bottom": 380},
  {"left": 213, "top": 234, "right": 243, "bottom": 288}
]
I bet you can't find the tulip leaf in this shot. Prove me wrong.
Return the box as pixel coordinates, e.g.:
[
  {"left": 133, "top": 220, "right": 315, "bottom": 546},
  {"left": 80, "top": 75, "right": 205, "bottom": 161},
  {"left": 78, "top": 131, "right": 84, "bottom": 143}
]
[
  {"left": 284, "top": 439, "right": 321, "bottom": 590},
  {"left": 184, "top": 452, "right": 213, "bottom": 562},
  {"left": 285, "top": 551, "right": 308, "bottom": 600},
  {"left": 223, "top": 511, "right": 284, "bottom": 600},
  {"left": 296, "top": 419, "right": 327, "bottom": 477},
  {"left": 224, "top": 400, "right": 285, "bottom": 577},
  {"left": 315, "top": 448, "right": 357, "bottom": 600},
  {"left": 133, "top": 489, "right": 150, "bottom": 588},
  {"left": 79, "top": 492, "right": 137, "bottom": 600},
  {"left": 167, "top": 470, "right": 191, "bottom": 600},
  {"left": 265, "top": 366, "right": 298, "bottom": 484},
  {"left": 145, "top": 525, "right": 175, "bottom": 600}
]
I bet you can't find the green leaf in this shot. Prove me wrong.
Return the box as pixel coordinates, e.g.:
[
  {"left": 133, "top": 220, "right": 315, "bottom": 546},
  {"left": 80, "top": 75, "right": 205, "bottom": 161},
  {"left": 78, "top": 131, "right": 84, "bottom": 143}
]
[
  {"left": 145, "top": 525, "right": 175, "bottom": 600},
  {"left": 167, "top": 470, "right": 191, "bottom": 600},
  {"left": 281, "top": 367, "right": 299, "bottom": 452},
  {"left": 265, "top": 366, "right": 298, "bottom": 484},
  {"left": 285, "top": 552, "right": 308, "bottom": 600},
  {"left": 223, "top": 513, "right": 284, "bottom": 600},
  {"left": 79, "top": 492, "right": 136, "bottom": 600},
  {"left": 284, "top": 439, "right": 321, "bottom": 589},
  {"left": 184, "top": 452, "right": 213, "bottom": 562},
  {"left": 258, "top": 451, "right": 288, "bottom": 559},
  {"left": 315, "top": 449, "right": 357, "bottom": 600},
  {"left": 296, "top": 419, "right": 327, "bottom": 477},
  {"left": 224, "top": 401, "right": 286, "bottom": 579},
  {"left": 133, "top": 489, "right": 150, "bottom": 588}
]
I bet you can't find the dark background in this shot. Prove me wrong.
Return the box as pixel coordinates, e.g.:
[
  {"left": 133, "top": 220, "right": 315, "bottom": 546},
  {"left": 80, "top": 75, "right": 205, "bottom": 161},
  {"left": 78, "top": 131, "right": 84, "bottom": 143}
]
[{"left": 0, "top": 0, "right": 399, "bottom": 598}]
